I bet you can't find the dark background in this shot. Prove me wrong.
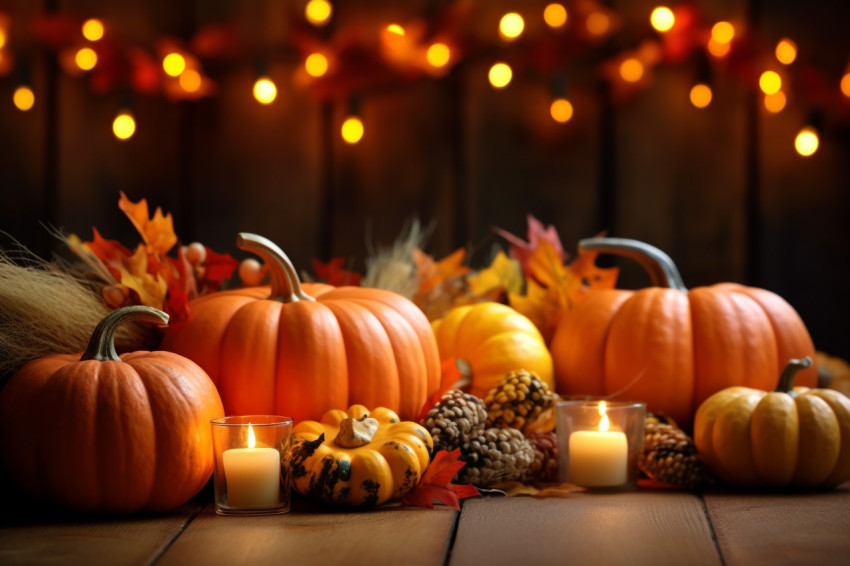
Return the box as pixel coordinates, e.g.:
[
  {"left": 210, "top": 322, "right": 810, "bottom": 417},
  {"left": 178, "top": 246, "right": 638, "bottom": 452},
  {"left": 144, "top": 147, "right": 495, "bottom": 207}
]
[{"left": 1, "top": 0, "right": 849, "bottom": 359}]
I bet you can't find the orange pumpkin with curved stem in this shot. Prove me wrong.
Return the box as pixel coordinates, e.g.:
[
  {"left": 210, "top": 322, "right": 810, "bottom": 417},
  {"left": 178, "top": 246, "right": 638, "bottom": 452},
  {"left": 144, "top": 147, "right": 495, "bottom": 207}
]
[
  {"left": 550, "top": 238, "right": 817, "bottom": 426},
  {"left": 161, "top": 233, "right": 441, "bottom": 422}
]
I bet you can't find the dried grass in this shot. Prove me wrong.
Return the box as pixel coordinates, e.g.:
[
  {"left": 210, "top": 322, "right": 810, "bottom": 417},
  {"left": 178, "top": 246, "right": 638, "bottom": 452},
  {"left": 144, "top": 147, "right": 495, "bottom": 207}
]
[{"left": 362, "top": 219, "right": 429, "bottom": 298}]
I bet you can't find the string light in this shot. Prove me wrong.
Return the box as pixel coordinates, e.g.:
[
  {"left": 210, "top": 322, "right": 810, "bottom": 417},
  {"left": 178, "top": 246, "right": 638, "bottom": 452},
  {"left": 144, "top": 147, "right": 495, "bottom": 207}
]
[
  {"left": 841, "top": 70, "right": 850, "bottom": 98},
  {"left": 759, "top": 70, "right": 782, "bottom": 95},
  {"left": 650, "top": 7, "right": 675, "bottom": 33},
  {"left": 426, "top": 43, "right": 451, "bottom": 68},
  {"left": 253, "top": 77, "right": 277, "bottom": 104},
  {"left": 586, "top": 11, "right": 610, "bottom": 36},
  {"left": 75, "top": 47, "right": 98, "bottom": 71},
  {"left": 707, "top": 21, "right": 735, "bottom": 58},
  {"left": 81, "top": 18, "right": 104, "bottom": 42},
  {"left": 550, "top": 97, "right": 573, "bottom": 123},
  {"left": 162, "top": 53, "right": 186, "bottom": 77},
  {"left": 499, "top": 13, "right": 525, "bottom": 40},
  {"left": 305, "top": 53, "right": 329, "bottom": 77},
  {"left": 386, "top": 24, "right": 405, "bottom": 36},
  {"left": 794, "top": 127, "right": 819, "bottom": 157},
  {"left": 341, "top": 116, "right": 364, "bottom": 144},
  {"left": 179, "top": 69, "right": 202, "bottom": 93},
  {"left": 488, "top": 62, "right": 513, "bottom": 88},
  {"left": 775, "top": 38, "right": 797, "bottom": 65},
  {"left": 112, "top": 111, "right": 136, "bottom": 140},
  {"left": 543, "top": 4, "right": 568, "bottom": 29},
  {"left": 13, "top": 86, "right": 35, "bottom": 111},
  {"left": 619, "top": 58, "right": 644, "bottom": 83},
  {"left": 0, "top": 27, "right": 7, "bottom": 49},
  {"left": 763, "top": 91, "right": 786, "bottom": 113},
  {"left": 689, "top": 83, "right": 712, "bottom": 108},
  {"left": 305, "top": 0, "right": 333, "bottom": 27}
]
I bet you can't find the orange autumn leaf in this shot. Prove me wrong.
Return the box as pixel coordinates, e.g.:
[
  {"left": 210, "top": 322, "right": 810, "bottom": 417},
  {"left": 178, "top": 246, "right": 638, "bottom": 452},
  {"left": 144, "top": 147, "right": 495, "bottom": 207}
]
[
  {"left": 414, "top": 247, "right": 470, "bottom": 296},
  {"left": 118, "top": 191, "right": 178, "bottom": 255},
  {"left": 509, "top": 278, "right": 565, "bottom": 344},
  {"left": 118, "top": 244, "right": 169, "bottom": 309},
  {"left": 566, "top": 249, "right": 619, "bottom": 306},
  {"left": 466, "top": 250, "right": 523, "bottom": 299}
]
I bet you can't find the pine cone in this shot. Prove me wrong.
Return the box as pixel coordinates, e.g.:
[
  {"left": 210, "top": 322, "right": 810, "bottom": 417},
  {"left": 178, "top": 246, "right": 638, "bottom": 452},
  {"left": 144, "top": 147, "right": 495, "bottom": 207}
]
[
  {"left": 483, "top": 369, "right": 560, "bottom": 432},
  {"left": 457, "top": 427, "right": 536, "bottom": 486},
  {"left": 421, "top": 389, "right": 487, "bottom": 454},
  {"left": 521, "top": 430, "right": 560, "bottom": 483},
  {"left": 639, "top": 414, "right": 713, "bottom": 489}
]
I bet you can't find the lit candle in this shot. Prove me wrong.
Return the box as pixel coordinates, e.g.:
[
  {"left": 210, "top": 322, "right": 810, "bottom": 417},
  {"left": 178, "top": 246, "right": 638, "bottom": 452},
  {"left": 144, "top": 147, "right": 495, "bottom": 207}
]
[
  {"left": 222, "top": 423, "right": 281, "bottom": 508},
  {"left": 568, "top": 402, "right": 628, "bottom": 487}
]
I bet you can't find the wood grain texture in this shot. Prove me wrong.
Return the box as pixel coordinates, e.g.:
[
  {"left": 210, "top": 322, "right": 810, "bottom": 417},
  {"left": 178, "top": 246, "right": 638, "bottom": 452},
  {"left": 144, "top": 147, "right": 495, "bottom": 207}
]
[
  {"left": 704, "top": 484, "right": 850, "bottom": 566},
  {"left": 0, "top": 503, "right": 202, "bottom": 566},
  {"left": 449, "top": 492, "right": 721, "bottom": 566},
  {"left": 158, "top": 503, "right": 457, "bottom": 566}
]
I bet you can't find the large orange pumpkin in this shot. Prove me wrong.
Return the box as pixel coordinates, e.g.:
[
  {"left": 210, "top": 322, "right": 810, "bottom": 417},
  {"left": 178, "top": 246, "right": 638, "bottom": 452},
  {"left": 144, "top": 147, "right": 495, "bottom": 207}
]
[
  {"left": 161, "top": 233, "right": 441, "bottom": 422},
  {"left": 550, "top": 238, "right": 817, "bottom": 426},
  {"left": 0, "top": 306, "right": 224, "bottom": 514}
]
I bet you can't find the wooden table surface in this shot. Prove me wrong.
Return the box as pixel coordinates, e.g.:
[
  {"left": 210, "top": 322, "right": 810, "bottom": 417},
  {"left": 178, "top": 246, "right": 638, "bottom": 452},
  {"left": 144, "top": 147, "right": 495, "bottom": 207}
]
[{"left": 2, "top": 482, "right": 849, "bottom": 566}]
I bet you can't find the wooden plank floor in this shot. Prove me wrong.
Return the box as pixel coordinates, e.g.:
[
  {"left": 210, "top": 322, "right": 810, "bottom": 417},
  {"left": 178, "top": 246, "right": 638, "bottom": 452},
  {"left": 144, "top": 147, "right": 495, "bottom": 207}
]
[{"left": 1, "top": 483, "right": 848, "bottom": 566}]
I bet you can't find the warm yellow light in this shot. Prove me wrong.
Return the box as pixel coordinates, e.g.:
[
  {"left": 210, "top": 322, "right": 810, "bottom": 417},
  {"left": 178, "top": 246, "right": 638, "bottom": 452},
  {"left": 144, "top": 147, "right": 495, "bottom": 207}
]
[
  {"left": 619, "top": 58, "right": 644, "bottom": 83},
  {"left": 81, "top": 18, "right": 104, "bottom": 42},
  {"left": 253, "top": 77, "right": 277, "bottom": 104},
  {"left": 13, "top": 86, "right": 35, "bottom": 111},
  {"left": 550, "top": 98, "right": 574, "bottom": 123},
  {"left": 544, "top": 4, "right": 568, "bottom": 28},
  {"left": 707, "top": 38, "right": 731, "bottom": 58},
  {"left": 759, "top": 70, "right": 782, "bottom": 95},
  {"left": 488, "top": 62, "right": 513, "bottom": 88},
  {"left": 179, "top": 68, "right": 202, "bottom": 93},
  {"left": 386, "top": 24, "right": 405, "bottom": 36},
  {"left": 586, "top": 12, "right": 610, "bottom": 36},
  {"left": 775, "top": 38, "right": 797, "bottom": 65},
  {"left": 0, "top": 29, "right": 6, "bottom": 50},
  {"left": 499, "top": 12, "right": 525, "bottom": 39},
  {"left": 764, "top": 91, "right": 786, "bottom": 113},
  {"left": 75, "top": 47, "right": 98, "bottom": 71},
  {"left": 794, "top": 127, "right": 819, "bottom": 157},
  {"left": 841, "top": 73, "right": 850, "bottom": 98},
  {"left": 711, "top": 21, "right": 735, "bottom": 43},
  {"left": 112, "top": 112, "right": 136, "bottom": 140},
  {"left": 426, "top": 43, "right": 451, "bottom": 68},
  {"left": 650, "top": 6, "right": 675, "bottom": 33},
  {"left": 305, "top": 0, "right": 333, "bottom": 26},
  {"left": 341, "top": 116, "right": 364, "bottom": 144},
  {"left": 162, "top": 53, "right": 186, "bottom": 77},
  {"left": 689, "top": 83, "right": 712, "bottom": 108},
  {"left": 305, "top": 53, "right": 329, "bottom": 77}
]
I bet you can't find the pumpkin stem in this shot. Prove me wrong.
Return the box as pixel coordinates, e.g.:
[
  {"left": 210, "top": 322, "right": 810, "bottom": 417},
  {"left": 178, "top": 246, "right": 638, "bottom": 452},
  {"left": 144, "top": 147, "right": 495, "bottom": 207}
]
[
  {"left": 578, "top": 237, "right": 688, "bottom": 292},
  {"left": 334, "top": 415, "right": 379, "bottom": 448},
  {"left": 775, "top": 356, "right": 814, "bottom": 394},
  {"left": 80, "top": 306, "right": 169, "bottom": 362},
  {"left": 237, "top": 233, "right": 314, "bottom": 303}
]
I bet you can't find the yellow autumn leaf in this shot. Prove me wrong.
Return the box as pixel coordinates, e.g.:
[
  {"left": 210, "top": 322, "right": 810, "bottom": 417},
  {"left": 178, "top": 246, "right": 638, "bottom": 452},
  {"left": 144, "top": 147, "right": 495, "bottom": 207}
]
[
  {"left": 467, "top": 251, "right": 523, "bottom": 297},
  {"left": 118, "top": 191, "right": 178, "bottom": 255},
  {"left": 509, "top": 278, "right": 566, "bottom": 344},
  {"left": 119, "top": 245, "right": 168, "bottom": 309}
]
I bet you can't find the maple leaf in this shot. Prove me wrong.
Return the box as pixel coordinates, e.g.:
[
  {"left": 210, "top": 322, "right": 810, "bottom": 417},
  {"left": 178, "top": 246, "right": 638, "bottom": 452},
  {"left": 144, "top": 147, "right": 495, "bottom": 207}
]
[
  {"left": 118, "top": 191, "right": 178, "bottom": 255},
  {"left": 566, "top": 249, "right": 619, "bottom": 306},
  {"left": 414, "top": 247, "right": 469, "bottom": 296},
  {"left": 312, "top": 257, "right": 362, "bottom": 287},
  {"left": 401, "top": 449, "right": 480, "bottom": 510},
  {"left": 197, "top": 246, "right": 239, "bottom": 293},
  {"left": 466, "top": 250, "right": 523, "bottom": 299},
  {"left": 119, "top": 244, "right": 169, "bottom": 309},
  {"left": 492, "top": 215, "right": 568, "bottom": 277},
  {"left": 509, "top": 278, "right": 565, "bottom": 345}
]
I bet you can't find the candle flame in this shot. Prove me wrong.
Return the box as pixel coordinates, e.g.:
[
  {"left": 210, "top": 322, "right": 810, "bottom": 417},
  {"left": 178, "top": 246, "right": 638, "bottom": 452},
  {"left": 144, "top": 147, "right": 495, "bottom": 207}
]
[
  {"left": 598, "top": 401, "right": 610, "bottom": 432},
  {"left": 247, "top": 423, "right": 256, "bottom": 448}
]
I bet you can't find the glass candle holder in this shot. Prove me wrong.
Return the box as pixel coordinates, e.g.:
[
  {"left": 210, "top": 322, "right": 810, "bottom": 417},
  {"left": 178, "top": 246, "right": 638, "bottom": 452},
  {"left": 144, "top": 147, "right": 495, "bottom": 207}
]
[
  {"left": 555, "top": 400, "right": 646, "bottom": 490},
  {"left": 211, "top": 415, "right": 293, "bottom": 515}
]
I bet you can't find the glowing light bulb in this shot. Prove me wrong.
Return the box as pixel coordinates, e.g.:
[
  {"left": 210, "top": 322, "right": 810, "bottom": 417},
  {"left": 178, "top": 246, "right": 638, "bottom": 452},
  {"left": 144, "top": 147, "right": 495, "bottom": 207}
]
[
  {"left": 162, "top": 53, "right": 186, "bottom": 77},
  {"left": 499, "top": 13, "right": 525, "bottom": 40},
  {"left": 841, "top": 73, "right": 850, "bottom": 98},
  {"left": 0, "top": 28, "right": 6, "bottom": 49},
  {"left": 341, "top": 116, "right": 364, "bottom": 144},
  {"left": 775, "top": 38, "right": 797, "bottom": 65},
  {"left": 386, "top": 24, "right": 405, "bottom": 36},
  {"left": 426, "top": 43, "right": 451, "bottom": 68},
  {"left": 179, "top": 69, "right": 202, "bottom": 93},
  {"left": 759, "top": 70, "right": 782, "bottom": 95},
  {"left": 619, "top": 58, "right": 644, "bottom": 83},
  {"left": 764, "top": 91, "right": 786, "bottom": 113},
  {"left": 75, "top": 47, "right": 98, "bottom": 71},
  {"left": 82, "top": 18, "right": 104, "bottom": 41},
  {"left": 794, "top": 127, "right": 819, "bottom": 157},
  {"left": 305, "top": 53, "right": 328, "bottom": 77},
  {"left": 305, "top": 0, "right": 333, "bottom": 27},
  {"left": 253, "top": 77, "right": 277, "bottom": 104},
  {"left": 112, "top": 112, "right": 136, "bottom": 140},
  {"left": 543, "top": 4, "right": 568, "bottom": 29},
  {"left": 711, "top": 21, "right": 735, "bottom": 44},
  {"left": 586, "top": 12, "right": 610, "bottom": 36},
  {"left": 488, "top": 63, "right": 513, "bottom": 88},
  {"left": 707, "top": 38, "right": 731, "bottom": 58},
  {"left": 650, "top": 7, "right": 675, "bottom": 32},
  {"left": 690, "top": 83, "right": 712, "bottom": 108},
  {"left": 550, "top": 97, "right": 573, "bottom": 123},
  {"left": 13, "top": 86, "right": 35, "bottom": 111}
]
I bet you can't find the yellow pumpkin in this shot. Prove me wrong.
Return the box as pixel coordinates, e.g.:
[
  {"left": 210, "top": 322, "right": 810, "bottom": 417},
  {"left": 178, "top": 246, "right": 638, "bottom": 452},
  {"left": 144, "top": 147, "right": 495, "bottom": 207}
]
[
  {"left": 431, "top": 302, "right": 554, "bottom": 398},
  {"left": 285, "top": 405, "right": 432, "bottom": 507},
  {"left": 694, "top": 357, "right": 850, "bottom": 489}
]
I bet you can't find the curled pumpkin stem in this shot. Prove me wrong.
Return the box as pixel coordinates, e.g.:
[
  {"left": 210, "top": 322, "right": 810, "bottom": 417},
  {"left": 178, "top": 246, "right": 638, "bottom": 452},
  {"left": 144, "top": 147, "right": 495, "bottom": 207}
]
[{"left": 334, "top": 415, "right": 379, "bottom": 447}]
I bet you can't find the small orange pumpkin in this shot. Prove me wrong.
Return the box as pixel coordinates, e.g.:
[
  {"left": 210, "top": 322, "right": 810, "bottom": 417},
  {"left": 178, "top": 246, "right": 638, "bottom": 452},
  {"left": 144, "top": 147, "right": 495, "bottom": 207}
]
[
  {"left": 162, "top": 233, "right": 441, "bottom": 422},
  {"left": 551, "top": 238, "right": 817, "bottom": 425},
  {"left": 0, "top": 306, "right": 224, "bottom": 514}
]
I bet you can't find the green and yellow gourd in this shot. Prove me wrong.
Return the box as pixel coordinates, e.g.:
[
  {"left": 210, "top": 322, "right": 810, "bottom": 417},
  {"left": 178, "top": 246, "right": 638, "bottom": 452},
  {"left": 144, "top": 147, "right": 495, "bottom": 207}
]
[{"left": 286, "top": 405, "right": 433, "bottom": 506}]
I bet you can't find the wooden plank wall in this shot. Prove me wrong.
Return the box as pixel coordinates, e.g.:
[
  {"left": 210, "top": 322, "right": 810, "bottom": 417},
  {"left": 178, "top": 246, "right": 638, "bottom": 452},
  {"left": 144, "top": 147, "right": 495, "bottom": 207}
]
[{"left": 0, "top": 0, "right": 848, "bottom": 359}]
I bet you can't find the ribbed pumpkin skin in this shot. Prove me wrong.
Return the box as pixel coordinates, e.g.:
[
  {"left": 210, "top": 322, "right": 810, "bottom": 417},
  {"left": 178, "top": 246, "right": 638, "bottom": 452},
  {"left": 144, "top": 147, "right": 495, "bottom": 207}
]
[
  {"left": 551, "top": 283, "right": 817, "bottom": 426},
  {"left": 0, "top": 350, "right": 224, "bottom": 514},
  {"left": 431, "top": 302, "right": 554, "bottom": 399},
  {"left": 286, "top": 405, "right": 433, "bottom": 506},
  {"left": 161, "top": 283, "right": 440, "bottom": 423}
]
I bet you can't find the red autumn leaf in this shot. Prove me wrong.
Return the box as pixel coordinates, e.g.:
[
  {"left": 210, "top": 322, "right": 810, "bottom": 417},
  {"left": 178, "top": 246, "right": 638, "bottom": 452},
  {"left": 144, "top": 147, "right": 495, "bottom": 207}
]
[
  {"left": 312, "top": 257, "right": 362, "bottom": 287},
  {"left": 197, "top": 246, "right": 239, "bottom": 291},
  {"left": 401, "top": 449, "right": 480, "bottom": 510},
  {"left": 493, "top": 215, "right": 568, "bottom": 278}
]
